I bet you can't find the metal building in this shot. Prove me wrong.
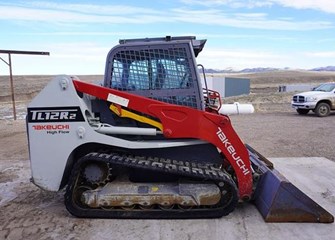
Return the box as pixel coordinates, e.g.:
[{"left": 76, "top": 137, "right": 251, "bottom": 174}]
[{"left": 203, "top": 76, "right": 250, "bottom": 97}]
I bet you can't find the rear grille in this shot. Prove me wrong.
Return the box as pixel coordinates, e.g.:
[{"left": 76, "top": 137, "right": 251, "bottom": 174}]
[{"left": 293, "top": 95, "right": 305, "bottom": 103}]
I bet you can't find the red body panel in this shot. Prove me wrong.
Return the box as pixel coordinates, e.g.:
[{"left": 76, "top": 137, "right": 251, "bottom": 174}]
[{"left": 73, "top": 80, "right": 253, "bottom": 199}]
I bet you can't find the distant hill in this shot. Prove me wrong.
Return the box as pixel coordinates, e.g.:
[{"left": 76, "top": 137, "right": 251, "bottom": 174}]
[
  {"left": 204, "top": 67, "right": 281, "bottom": 74},
  {"left": 310, "top": 66, "right": 335, "bottom": 72},
  {"left": 204, "top": 66, "right": 335, "bottom": 73}
]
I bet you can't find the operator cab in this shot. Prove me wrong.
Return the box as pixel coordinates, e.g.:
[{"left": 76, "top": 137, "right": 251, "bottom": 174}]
[{"left": 104, "top": 36, "right": 206, "bottom": 110}]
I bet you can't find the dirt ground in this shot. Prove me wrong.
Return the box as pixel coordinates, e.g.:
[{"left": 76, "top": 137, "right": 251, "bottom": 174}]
[{"left": 0, "top": 72, "right": 335, "bottom": 239}]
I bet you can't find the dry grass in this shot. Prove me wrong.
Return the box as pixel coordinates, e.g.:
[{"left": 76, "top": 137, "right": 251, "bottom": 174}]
[
  {"left": 1, "top": 70, "right": 335, "bottom": 113},
  {"left": 0, "top": 75, "right": 101, "bottom": 102}
]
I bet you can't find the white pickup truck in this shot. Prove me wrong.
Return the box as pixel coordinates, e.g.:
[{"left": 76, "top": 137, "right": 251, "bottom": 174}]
[{"left": 291, "top": 82, "right": 335, "bottom": 117}]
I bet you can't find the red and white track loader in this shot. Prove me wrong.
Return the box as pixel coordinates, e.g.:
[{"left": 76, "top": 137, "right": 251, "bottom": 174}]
[{"left": 26, "top": 36, "right": 333, "bottom": 222}]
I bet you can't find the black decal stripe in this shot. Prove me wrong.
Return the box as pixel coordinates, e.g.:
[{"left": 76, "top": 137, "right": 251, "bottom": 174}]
[{"left": 27, "top": 106, "right": 85, "bottom": 123}]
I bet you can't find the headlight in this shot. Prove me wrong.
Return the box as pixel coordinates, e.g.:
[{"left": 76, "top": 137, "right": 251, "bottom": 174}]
[{"left": 306, "top": 96, "right": 318, "bottom": 102}]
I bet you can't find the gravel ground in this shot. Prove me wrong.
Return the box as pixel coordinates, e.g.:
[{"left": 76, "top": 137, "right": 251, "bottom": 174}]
[
  {"left": 0, "top": 110, "right": 334, "bottom": 240},
  {"left": 1, "top": 71, "right": 334, "bottom": 239},
  {"left": 1, "top": 111, "right": 333, "bottom": 162},
  {"left": 230, "top": 112, "right": 335, "bottom": 162}
]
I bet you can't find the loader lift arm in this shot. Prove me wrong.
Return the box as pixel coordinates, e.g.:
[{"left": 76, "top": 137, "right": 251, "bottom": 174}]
[
  {"left": 73, "top": 79, "right": 334, "bottom": 223},
  {"left": 73, "top": 79, "right": 253, "bottom": 200}
]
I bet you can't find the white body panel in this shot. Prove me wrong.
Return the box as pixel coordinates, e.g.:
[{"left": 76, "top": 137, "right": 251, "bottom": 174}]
[{"left": 27, "top": 76, "right": 206, "bottom": 191}]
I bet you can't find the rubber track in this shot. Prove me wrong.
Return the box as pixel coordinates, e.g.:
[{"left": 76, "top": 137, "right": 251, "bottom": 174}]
[{"left": 65, "top": 151, "right": 239, "bottom": 219}]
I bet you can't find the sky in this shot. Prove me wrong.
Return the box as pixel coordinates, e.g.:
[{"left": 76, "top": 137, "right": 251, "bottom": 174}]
[{"left": 0, "top": 0, "right": 335, "bottom": 75}]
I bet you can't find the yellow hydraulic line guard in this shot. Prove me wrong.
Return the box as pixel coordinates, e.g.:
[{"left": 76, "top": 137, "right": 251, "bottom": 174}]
[{"left": 110, "top": 104, "right": 163, "bottom": 131}]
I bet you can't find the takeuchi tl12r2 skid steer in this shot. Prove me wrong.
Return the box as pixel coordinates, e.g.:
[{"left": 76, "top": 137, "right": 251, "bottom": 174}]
[{"left": 26, "top": 36, "right": 333, "bottom": 223}]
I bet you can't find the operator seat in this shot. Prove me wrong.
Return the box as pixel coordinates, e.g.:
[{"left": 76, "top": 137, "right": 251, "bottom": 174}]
[{"left": 155, "top": 62, "right": 166, "bottom": 89}]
